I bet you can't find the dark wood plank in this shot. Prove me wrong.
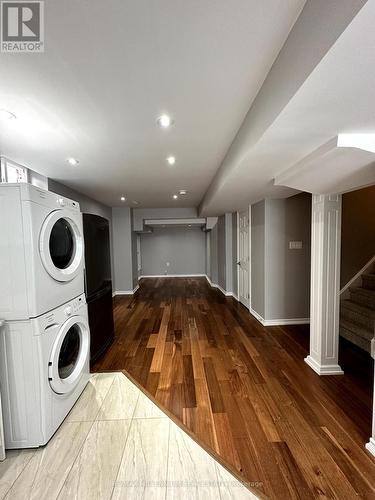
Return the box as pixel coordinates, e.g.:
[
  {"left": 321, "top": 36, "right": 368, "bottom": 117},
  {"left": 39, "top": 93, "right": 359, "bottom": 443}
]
[{"left": 93, "top": 276, "right": 375, "bottom": 500}]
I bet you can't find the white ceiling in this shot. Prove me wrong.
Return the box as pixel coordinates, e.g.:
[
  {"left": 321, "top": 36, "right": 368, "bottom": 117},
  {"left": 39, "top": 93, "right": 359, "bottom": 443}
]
[
  {"left": 200, "top": 0, "right": 375, "bottom": 215},
  {"left": 0, "top": 0, "right": 305, "bottom": 208}
]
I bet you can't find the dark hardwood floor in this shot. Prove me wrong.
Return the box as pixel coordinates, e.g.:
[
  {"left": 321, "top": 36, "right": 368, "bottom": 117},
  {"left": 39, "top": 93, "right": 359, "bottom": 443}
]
[{"left": 93, "top": 277, "right": 375, "bottom": 499}]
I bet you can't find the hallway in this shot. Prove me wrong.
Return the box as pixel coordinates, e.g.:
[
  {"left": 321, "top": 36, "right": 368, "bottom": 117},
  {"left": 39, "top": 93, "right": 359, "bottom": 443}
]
[{"left": 93, "top": 277, "right": 375, "bottom": 499}]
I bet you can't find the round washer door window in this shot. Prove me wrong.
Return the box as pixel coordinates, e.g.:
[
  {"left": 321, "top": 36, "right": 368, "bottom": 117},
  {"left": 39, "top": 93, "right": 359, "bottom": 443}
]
[
  {"left": 49, "top": 316, "right": 90, "bottom": 395},
  {"left": 40, "top": 210, "right": 83, "bottom": 282}
]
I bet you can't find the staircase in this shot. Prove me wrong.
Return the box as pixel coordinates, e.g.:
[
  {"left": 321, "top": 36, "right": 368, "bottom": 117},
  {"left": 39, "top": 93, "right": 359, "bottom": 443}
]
[{"left": 340, "top": 264, "right": 375, "bottom": 354}]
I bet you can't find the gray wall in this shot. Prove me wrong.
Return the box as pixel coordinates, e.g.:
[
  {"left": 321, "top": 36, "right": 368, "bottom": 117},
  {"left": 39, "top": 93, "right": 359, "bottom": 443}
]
[
  {"left": 208, "top": 212, "right": 237, "bottom": 294},
  {"left": 140, "top": 227, "right": 205, "bottom": 276},
  {"left": 251, "top": 194, "right": 311, "bottom": 321},
  {"left": 48, "top": 179, "right": 112, "bottom": 221},
  {"left": 112, "top": 207, "right": 134, "bottom": 292},
  {"left": 265, "top": 194, "right": 311, "bottom": 320},
  {"left": 251, "top": 201, "right": 265, "bottom": 318}
]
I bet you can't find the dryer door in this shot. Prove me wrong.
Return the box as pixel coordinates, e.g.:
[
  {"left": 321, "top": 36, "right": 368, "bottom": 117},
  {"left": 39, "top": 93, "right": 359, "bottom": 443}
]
[
  {"left": 40, "top": 210, "right": 84, "bottom": 282},
  {"left": 48, "top": 315, "right": 90, "bottom": 395}
]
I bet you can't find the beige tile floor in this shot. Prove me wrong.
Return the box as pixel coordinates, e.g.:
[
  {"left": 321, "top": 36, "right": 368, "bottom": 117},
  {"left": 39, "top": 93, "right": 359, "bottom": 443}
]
[{"left": 0, "top": 373, "right": 257, "bottom": 500}]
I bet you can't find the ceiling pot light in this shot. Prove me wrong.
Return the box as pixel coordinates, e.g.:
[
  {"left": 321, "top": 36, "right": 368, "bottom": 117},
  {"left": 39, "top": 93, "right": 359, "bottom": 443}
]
[
  {"left": 67, "top": 157, "right": 79, "bottom": 166},
  {"left": 132, "top": 200, "right": 139, "bottom": 205},
  {"left": 0, "top": 109, "right": 16, "bottom": 121},
  {"left": 157, "top": 114, "right": 173, "bottom": 128},
  {"left": 120, "top": 196, "right": 126, "bottom": 202},
  {"left": 179, "top": 189, "right": 188, "bottom": 195},
  {"left": 172, "top": 194, "right": 178, "bottom": 199},
  {"left": 166, "top": 156, "right": 176, "bottom": 165}
]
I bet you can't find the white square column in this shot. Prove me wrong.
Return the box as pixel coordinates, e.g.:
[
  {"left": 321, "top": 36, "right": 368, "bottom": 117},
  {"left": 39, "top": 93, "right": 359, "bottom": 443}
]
[
  {"left": 365, "top": 339, "right": 375, "bottom": 457},
  {"left": 305, "top": 194, "right": 344, "bottom": 375}
]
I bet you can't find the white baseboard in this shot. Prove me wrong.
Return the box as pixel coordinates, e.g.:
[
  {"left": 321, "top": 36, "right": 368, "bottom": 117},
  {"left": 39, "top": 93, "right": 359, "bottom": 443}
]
[
  {"left": 205, "top": 275, "right": 238, "bottom": 298},
  {"left": 365, "top": 437, "right": 375, "bottom": 458},
  {"left": 304, "top": 355, "right": 344, "bottom": 376},
  {"left": 249, "top": 307, "right": 310, "bottom": 327},
  {"left": 114, "top": 284, "right": 139, "bottom": 296},
  {"left": 139, "top": 274, "right": 206, "bottom": 278}
]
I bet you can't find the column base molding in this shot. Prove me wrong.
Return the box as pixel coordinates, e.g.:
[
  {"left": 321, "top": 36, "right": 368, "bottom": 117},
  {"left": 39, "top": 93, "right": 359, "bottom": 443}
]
[
  {"left": 304, "top": 355, "right": 344, "bottom": 376},
  {"left": 365, "top": 438, "right": 375, "bottom": 458}
]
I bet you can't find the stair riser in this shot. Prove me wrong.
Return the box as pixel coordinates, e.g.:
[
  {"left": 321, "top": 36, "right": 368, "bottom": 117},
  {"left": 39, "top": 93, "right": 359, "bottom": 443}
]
[
  {"left": 340, "top": 328, "right": 371, "bottom": 354},
  {"left": 362, "top": 275, "right": 375, "bottom": 290},
  {"left": 350, "top": 291, "right": 375, "bottom": 309},
  {"left": 340, "top": 307, "right": 374, "bottom": 330}
]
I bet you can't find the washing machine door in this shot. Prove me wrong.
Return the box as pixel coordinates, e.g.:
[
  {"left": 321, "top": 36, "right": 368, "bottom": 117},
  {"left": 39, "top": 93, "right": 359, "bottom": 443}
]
[
  {"left": 39, "top": 209, "right": 84, "bottom": 282},
  {"left": 48, "top": 315, "right": 90, "bottom": 395}
]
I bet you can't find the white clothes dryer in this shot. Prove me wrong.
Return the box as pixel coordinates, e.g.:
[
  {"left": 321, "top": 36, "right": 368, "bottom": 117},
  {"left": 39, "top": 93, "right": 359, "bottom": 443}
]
[
  {"left": 0, "top": 294, "right": 90, "bottom": 449},
  {"left": 0, "top": 183, "right": 85, "bottom": 320}
]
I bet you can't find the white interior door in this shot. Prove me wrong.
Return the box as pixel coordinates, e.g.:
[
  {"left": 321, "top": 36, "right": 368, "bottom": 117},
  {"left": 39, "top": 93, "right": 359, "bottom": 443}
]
[{"left": 238, "top": 210, "right": 250, "bottom": 308}]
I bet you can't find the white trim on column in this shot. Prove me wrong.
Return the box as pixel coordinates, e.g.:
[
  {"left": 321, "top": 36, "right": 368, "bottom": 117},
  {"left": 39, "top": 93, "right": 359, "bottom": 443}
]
[
  {"left": 304, "top": 194, "right": 344, "bottom": 376},
  {"left": 305, "top": 355, "right": 343, "bottom": 376}
]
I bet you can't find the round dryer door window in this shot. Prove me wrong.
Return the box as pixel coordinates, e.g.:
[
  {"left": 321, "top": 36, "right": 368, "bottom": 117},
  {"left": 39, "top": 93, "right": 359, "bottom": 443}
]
[
  {"left": 49, "top": 316, "right": 90, "bottom": 395},
  {"left": 40, "top": 209, "right": 84, "bottom": 282}
]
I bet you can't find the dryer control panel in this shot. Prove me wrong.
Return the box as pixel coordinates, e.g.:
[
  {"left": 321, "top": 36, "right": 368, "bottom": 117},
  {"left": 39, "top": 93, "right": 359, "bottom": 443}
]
[{"left": 18, "top": 183, "right": 81, "bottom": 212}]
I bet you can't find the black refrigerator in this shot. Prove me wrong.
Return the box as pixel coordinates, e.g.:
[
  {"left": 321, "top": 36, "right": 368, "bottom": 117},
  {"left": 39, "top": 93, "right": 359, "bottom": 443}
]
[{"left": 83, "top": 214, "right": 114, "bottom": 363}]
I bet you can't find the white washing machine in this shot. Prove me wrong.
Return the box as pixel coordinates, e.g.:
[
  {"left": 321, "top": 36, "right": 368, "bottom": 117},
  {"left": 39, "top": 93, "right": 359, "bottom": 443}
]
[
  {"left": 0, "top": 294, "right": 90, "bottom": 449},
  {"left": 0, "top": 183, "right": 85, "bottom": 320}
]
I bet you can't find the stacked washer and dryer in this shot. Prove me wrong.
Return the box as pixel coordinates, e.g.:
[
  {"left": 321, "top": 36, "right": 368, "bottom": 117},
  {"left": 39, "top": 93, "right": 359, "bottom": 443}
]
[{"left": 0, "top": 183, "right": 90, "bottom": 449}]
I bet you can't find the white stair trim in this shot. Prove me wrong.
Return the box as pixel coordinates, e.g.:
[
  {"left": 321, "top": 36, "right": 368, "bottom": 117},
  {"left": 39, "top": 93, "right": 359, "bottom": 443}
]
[
  {"left": 366, "top": 437, "right": 375, "bottom": 458},
  {"left": 340, "top": 255, "right": 375, "bottom": 297}
]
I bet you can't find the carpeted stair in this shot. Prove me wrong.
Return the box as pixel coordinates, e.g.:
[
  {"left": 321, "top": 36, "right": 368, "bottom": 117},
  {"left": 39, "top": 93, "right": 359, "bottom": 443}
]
[{"left": 340, "top": 268, "right": 375, "bottom": 354}]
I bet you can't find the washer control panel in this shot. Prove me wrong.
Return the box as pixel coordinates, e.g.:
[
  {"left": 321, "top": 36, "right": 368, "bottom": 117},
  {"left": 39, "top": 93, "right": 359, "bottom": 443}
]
[{"left": 38, "top": 294, "right": 86, "bottom": 334}]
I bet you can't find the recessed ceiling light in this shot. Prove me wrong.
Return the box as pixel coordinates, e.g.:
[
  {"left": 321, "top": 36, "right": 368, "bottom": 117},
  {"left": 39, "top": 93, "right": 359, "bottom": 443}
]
[
  {"left": 167, "top": 156, "right": 176, "bottom": 165},
  {"left": 132, "top": 200, "right": 139, "bottom": 205},
  {"left": 172, "top": 194, "right": 178, "bottom": 200},
  {"left": 157, "top": 114, "right": 173, "bottom": 128},
  {"left": 120, "top": 196, "right": 126, "bottom": 202},
  {"left": 67, "top": 157, "right": 79, "bottom": 166},
  {"left": 0, "top": 109, "right": 16, "bottom": 121},
  {"left": 179, "top": 189, "right": 188, "bottom": 195}
]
